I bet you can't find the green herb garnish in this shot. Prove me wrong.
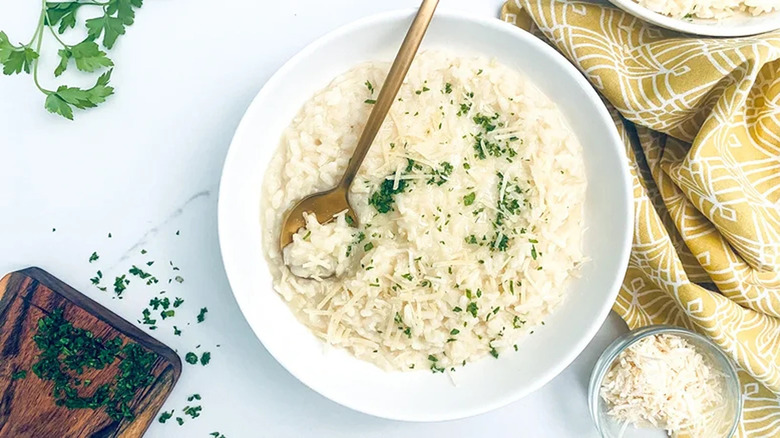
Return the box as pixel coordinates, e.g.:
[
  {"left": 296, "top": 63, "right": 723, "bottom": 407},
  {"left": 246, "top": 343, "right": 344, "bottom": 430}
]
[
  {"left": 368, "top": 178, "right": 407, "bottom": 213},
  {"left": 158, "top": 410, "right": 174, "bottom": 423},
  {"left": 185, "top": 352, "right": 198, "bottom": 365},
  {"left": 183, "top": 404, "right": 202, "bottom": 418},
  {"left": 196, "top": 307, "right": 208, "bottom": 323},
  {"left": 31, "top": 308, "right": 156, "bottom": 421},
  {"left": 0, "top": 0, "right": 145, "bottom": 119}
]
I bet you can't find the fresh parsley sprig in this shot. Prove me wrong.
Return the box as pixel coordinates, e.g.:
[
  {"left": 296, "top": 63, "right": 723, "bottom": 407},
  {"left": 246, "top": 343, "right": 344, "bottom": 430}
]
[{"left": 0, "top": 0, "right": 143, "bottom": 120}]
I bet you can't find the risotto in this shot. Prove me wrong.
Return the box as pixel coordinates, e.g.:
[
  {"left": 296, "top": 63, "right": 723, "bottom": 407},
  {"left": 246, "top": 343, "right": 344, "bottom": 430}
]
[
  {"left": 262, "top": 50, "right": 587, "bottom": 372},
  {"left": 633, "top": 0, "right": 780, "bottom": 19}
]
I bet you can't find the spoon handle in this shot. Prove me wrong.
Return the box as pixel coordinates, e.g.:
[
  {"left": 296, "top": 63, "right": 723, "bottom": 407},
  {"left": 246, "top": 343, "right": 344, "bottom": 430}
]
[{"left": 338, "top": 0, "right": 439, "bottom": 189}]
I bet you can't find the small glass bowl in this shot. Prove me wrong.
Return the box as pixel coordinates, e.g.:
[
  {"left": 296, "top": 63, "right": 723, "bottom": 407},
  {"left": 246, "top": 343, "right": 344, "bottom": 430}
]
[{"left": 588, "top": 325, "right": 742, "bottom": 438}]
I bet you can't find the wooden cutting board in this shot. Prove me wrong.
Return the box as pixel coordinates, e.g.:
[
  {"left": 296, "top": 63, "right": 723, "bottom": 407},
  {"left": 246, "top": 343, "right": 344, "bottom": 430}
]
[{"left": 0, "top": 267, "right": 182, "bottom": 438}]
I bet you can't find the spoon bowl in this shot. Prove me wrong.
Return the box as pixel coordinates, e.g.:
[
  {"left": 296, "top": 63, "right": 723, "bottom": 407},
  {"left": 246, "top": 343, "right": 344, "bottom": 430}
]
[
  {"left": 278, "top": 186, "right": 354, "bottom": 249},
  {"left": 277, "top": 0, "right": 439, "bottom": 254}
]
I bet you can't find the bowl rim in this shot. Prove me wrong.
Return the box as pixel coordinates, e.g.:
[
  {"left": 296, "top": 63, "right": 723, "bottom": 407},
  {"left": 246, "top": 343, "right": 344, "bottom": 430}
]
[
  {"left": 588, "top": 324, "right": 743, "bottom": 437},
  {"left": 217, "top": 7, "right": 635, "bottom": 421},
  {"left": 604, "top": 0, "right": 780, "bottom": 37}
]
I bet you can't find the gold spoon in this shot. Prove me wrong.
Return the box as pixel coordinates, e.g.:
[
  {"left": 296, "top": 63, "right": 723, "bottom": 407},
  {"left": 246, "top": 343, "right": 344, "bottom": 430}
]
[{"left": 279, "top": 0, "right": 440, "bottom": 250}]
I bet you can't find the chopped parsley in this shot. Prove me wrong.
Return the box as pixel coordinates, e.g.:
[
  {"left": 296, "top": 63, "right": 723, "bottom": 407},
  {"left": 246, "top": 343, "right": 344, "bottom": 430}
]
[
  {"left": 200, "top": 352, "right": 211, "bottom": 366},
  {"left": 489, "top": 345, "right": 499, "bottom": 359},
  {"left": 364, "top": 242, "right": 374, "bottom": 252},
  {"left": 466, "top": 302, "right": 478, "bottom": 318},
  {"left": 113, "top": 275, "right": 128, "bottom": 297},
  {"left": 368, "top": 178, "right": 407, "bottom": 213},
  {"left": 473, "top": 113, "right": 497, "bottom": 132},
  {"left": 364, "top": 99, "right": 376, "bottom": 105},
  {"left": 11, "top": 370, "right": 26, "bottom": 380},
  {"left": 31, "top": 309, "right": 156, "bottom": 421},
  {"left": 450, "top": 329, "right": 460, "bottom": 335},
  {"left": 197, "top": 307, "right": 208, "bottom": 323},
  {"left": 463, "top": 192, "right": 476, "bottom": 206},
  {"left": 158, "top": 410, "right": 174, "bottom": 423},
  {"left": 88, "top": 252, "right": 99, "bottom": 263},
  {"left": 185, "top": 352, "right": 198, "bottom": 365},
  {"left": 443, "top": 82, "right": 452, "bottom": 94},
  {"left": 183, "top": 405, "right": 202, "bottom": 418},
  {"left": 365, "top": 80, "right": 374, "bottom": 94}
]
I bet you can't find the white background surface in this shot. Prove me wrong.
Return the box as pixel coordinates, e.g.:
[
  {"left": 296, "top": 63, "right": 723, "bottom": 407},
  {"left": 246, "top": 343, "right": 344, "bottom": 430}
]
[{"left": 0, "top": 0, "right": 629, "bottom": 436}]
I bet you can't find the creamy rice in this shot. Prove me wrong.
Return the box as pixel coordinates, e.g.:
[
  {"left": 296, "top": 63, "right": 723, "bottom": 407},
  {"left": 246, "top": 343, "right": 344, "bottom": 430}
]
[
  {"left": 634, "top": 0, "right": 779, "bottom": 19},
  {"left": 262, "top": 50, "right": 587, "bottom": 372}
]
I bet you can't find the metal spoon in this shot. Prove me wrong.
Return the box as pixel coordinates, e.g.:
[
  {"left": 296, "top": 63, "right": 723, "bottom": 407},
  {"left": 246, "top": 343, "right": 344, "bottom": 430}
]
[{"left": 279, "top": 0, "right": 440, "bottom": 251}]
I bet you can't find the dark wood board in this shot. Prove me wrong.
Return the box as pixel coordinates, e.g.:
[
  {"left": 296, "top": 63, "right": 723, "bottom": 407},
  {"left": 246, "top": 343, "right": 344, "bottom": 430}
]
[{"left": 0, "top": 267, "right": 182, "bottom": 438}]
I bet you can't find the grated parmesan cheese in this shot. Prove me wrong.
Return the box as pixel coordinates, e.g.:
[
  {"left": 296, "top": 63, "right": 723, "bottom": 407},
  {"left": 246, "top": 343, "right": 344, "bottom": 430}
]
[{"left": 600, "top": 334, "right": 725, "bottom": 437}]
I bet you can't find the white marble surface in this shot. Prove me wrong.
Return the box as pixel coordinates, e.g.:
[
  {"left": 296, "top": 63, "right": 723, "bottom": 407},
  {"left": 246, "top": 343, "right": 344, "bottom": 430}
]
[{"left": 0, "top": 0, "right": 629, "bottom": 436}]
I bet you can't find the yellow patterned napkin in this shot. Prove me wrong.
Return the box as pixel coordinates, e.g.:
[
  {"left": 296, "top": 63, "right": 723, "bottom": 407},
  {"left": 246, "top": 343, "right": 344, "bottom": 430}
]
[{"left": 500, "top": 1, "right": 780, "bottom": 436}]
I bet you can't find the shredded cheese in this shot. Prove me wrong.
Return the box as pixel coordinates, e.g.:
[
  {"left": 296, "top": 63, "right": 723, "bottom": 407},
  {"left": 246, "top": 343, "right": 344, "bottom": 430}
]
[{"left": 600, "top": 334, "right": 726, "bottom": 437}]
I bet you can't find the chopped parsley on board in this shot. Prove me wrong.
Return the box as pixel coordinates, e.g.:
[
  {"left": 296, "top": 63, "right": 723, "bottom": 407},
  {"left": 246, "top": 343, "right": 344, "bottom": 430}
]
[{"left": 30, "top": 309, "right": 156, "bottom": 421}]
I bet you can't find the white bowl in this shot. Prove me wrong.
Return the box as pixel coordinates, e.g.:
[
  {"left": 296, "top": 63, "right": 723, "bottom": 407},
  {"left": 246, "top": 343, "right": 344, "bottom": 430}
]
[
  {"left": 606, "top": 0, "right": 780, "bottom": 37},
  {"left": 218, "top": 9, "right": 633, "bottom": 422}
]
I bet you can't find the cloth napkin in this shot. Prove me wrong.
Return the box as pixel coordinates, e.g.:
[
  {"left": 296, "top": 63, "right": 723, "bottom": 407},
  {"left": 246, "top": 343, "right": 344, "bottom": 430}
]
[{"left": 500, "top": 1, "right": 780, "bottom": 435}]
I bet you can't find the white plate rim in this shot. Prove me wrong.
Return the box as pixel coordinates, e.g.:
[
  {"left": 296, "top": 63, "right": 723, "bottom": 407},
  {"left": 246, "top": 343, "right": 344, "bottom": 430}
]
[
  {"left": 217, "top": 8, "right": 635, "bottom": 421},
  {"left": 605, "top": 0, "right": 780, "bottom": 37}
]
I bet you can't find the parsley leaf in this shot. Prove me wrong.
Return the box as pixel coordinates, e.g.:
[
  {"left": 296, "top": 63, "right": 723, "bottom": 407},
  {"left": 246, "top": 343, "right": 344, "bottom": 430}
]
[
  {"left": 45, "top": 2, "right": 83, "bottom": 34},
  {"left": 44, "top": 70, "right": 114, "bottom": 120},
  {"left": 0, "top": 40, "right": 39, "bottom": 76},
  {"left": 86, "top": 14, "right": 127, "bottom": 49},
  {"left": 106, "top": 0, "right": 143, "bottom": 26},
  {"left": 71, "top": 40, "right": 114, "bottom": 72}
]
